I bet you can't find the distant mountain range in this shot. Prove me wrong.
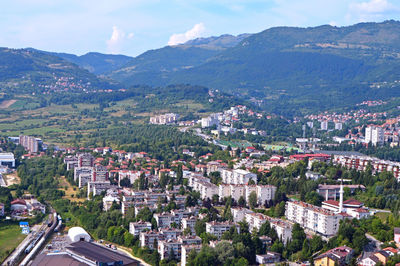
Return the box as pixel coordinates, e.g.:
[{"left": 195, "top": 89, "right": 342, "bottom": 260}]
[{"left": 3, "top": 21, "right": 400, "bottom": 114}]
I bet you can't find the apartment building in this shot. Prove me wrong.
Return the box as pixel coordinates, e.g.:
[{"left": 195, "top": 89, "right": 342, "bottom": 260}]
[
  {"left": 285, "top": 200, "right": 342, "bottom": 237},
  {"left": 182, "top": 217, "right": 197, "bottom": 234},
  {"left": 150, "top": 113, "right": 179, "bottom": 125},
  {"left": 78, "top": 153, "right": 94, "bottom": 167},
  {"left": 129, "top": 221, "right": 152, "bottom": 236},
  {"left": 154, "top": 213, "right": 174, "bottom": 228},
  {"left": 221, "top": 169, "right": 257, "bottom": 184},
  {"left": 158, "top": 240, "right": 182, "bottom": 260},
  {"left": 206, "top": 221, "right": 236, "bottom": 239},
  {"left": 365, "top": 126, "right": 384, "bottom": 146},
  {"left": 140, "top": 230, "right": 165, "bottom": 250},
  {"left": 19, "top": 135, "right": 39, "bottom": 153},
  {"left": 181, "top": 245, "right": 202, "bottom": 266},
  {"left": 333, "top": 154, "right": 400, "bottom": 181}
]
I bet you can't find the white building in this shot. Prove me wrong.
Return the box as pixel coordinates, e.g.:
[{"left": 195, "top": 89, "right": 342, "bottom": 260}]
[
  {"left": 68, "top": 227, "right": 91, "bottom": 242},
  {"left": 0, "top": 153, "right": 15, "bottom": 168},
  {"left": 158, "top": 240, "right": 182, "bottom": 260},
  {"left": 206, "top": 221, "right": 236, "bottom": 239},
  {"left": 231, "top": 207, "right": 254, "bottom": 223},
  {"left": 181, "top": 245, "right": 202, "bottom": 266},
  {"left": 365, "top": 126, "right": 384, "bottom": 146},
  {"left": 285, "top": 200, "right": 343, "bottom": 237},
  {"left": 129, "top": 221, "right": 152, "bottom": 236},
  {"left": 103, "top": 193, "right": 120, "bottom": 211},
  {"left": 182, "top": 217, "right": 197, "bottom": 234},
  {"left": 321, "top": 121, "right": 328, "bottom": 131},
  {"left": 201, "top": 114, "right": 219, "bottom": 128},
  {"left": 335, "top": 122, "right": 343, "bottom": 130},
  {"left": 221, "top": 169, "right": 257, "bottom": 185},
  {"left": 150, "top": 113, "right": 179, "bottom": 125}
]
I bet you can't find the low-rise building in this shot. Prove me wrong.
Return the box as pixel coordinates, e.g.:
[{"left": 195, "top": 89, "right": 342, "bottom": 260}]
[
  {"left": 314, "top": 246, "right": 354, "bottom": 266},
  {"left": 255, "top": 252, "right": 281, "bottom": 264}
]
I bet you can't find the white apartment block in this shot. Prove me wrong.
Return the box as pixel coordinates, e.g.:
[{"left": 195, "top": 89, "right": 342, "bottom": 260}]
[
  {"left": 221, "top": 169, "right": 257, "bottom": 185},
  {"left": 321, "top": 121, "right": 328, "bottom": 131},
  {"left": 231, "top": 207, "right": 254, "bottom": 222},
  {"left": 158, "top": 240, "right": 182, "bottom": 260},
  {"left": 285, "top": 200, "right": 342, "bottom": 237},
  {"left": 102, "top": 194, "right": 120, "bottom": 211},
  {"left": 129, "top": 221, "right": 152, "bottom": 236},
  {"left": 182, "top": 217, "right": 197, "bottom": 234},
  {"left": 365, "top": 126, "right": 384, "bottom": 146},
  {"left": 256, "top": 185, "right": 277, "bottom": 205},
  {"left": 242, "top": 210, "right": 293, "bottom": 244},
  {"left": 150, "top": 113, "right": 179, "bottom": 125},
  {"left": 181, "top": 245, "right": 202, "bottom": 266},
  {"left": 140, "top": 231, "right": 165, "bottom": 250},
  {"left": 154, "top": 213, "right": 174, "bottom": 228},
  {"left": 206, "top": 221, "right": 236, "bottom": 239},
  {"left": 335, "top": 122, "right": 343, "bottom": 130},
  {"left": 219, "top": 184, "right": 276, "bottom": 205},
  {"left": 189, "top": 176, "right": 218, "bottom": 200}
]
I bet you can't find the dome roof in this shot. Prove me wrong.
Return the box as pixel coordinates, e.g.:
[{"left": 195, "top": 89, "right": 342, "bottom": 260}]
[{"left": 68, "top": 227, "right": 91, "bottom": 243}]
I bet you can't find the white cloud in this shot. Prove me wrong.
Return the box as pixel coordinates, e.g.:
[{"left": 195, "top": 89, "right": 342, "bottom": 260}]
[
  {"left": 348, "top": 0, "right": 397, "bottom": 21},
  {"left": 106, "top": 26, "right": 134, "bottom": 54},
  {"left": 168, "top": 23, "right": 206, "bottom": 46}
]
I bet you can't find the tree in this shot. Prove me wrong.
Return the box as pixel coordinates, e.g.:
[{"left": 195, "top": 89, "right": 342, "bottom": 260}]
[
  {"left": 249, "top": 191, "right": 258, "bottom": 209},
  {"left": 238, "top": 196, "right": 246, "bottom": 207}
]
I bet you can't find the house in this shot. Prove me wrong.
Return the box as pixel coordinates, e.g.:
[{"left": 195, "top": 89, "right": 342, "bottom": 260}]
[
  {"left": 314, "top": 246, "right": 354, "bottom": 266},
  {"left": 11, "top": 199, "right": 27, "bottom": 212},
  {"left": 359, "top": 251, "right": 390, "bottom": 266}
]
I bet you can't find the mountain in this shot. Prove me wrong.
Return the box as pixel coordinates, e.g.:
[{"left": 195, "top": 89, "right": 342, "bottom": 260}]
[
  {"left": 108, "top": 33, "right": 251, "bottom": 85},
  {"left": 28, "top": 49, "right": 133, "bottom": 75},
  {"left": 107, "top": 20, "right": 400, "bottom": 114},
  {"left": 0, "top": 48, "right": 119, "bottom": 94}
]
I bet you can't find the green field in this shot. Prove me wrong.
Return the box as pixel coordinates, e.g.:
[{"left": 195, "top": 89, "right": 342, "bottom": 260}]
[
  {"left": 0, "top": 223, "right": 26, "bottom": 263},
  {"left": 216, "top": 140, "right": 253, "bottom": 148}
]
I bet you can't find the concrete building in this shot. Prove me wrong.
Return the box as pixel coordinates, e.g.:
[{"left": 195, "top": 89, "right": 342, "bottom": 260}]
[
  {"left": 285, "top": 200, "right": 343, "bottom": 237},
  {"left": 365, "top": 126, "right": 384, "bottom": 146},
  {"left": 102, "top": 193, "right": 120, "bottom": 211},
  {"left": 140, "top": 230, "right": 165, "bottom": 250},
  {"left": 154, "top": 213, "right": 174, "bottom": 228},
  {"left": 206, "top": 221, "right": 236, "bottom": 239},
  {"left": 0, "top": 153, "right": 15, "bottom": 168},
  {"left": 150, "top": 113, "right": 179, "bottom": 125},
  {"left": 87, "top": 181, "right": 112, "bottom": 199},
  {"left": 158, "top": 240, "right": 182, "bottom": 260},
  {"left": 129, "top": 221, "right": 152, "bottom": 236},
  {"left": 182, "top": 217, "right": 197, "bottom": 234},
  {"left": 78, "top": 153, "right": 94, "bottom": 168},
  {"left": 221, "top": 169, "right": 257, "bottom": 185},
  {"left": 181, "top": 245, "right": 202, "bottom": 266},
  {"left": 19, "top": 135, "right": 39, "bottom": 153},
  {"left": 321, "top": 121, "right": 328, "bottom": 131},
  {"left": 256, "top": 252, "right": 281, "bottom": 264},
  {"left": 335, "top": 122, "right": 343, "bottom": 130}
]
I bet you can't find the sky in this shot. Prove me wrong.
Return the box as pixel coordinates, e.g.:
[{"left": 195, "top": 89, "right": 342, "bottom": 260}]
[{"left": 0, "top": 0, "right": 400, "bottom": 57}]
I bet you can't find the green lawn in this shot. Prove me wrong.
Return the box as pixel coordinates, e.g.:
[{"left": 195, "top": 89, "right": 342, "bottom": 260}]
[{"left": 0, "top": 223, "right": 26, "bottom": 263}]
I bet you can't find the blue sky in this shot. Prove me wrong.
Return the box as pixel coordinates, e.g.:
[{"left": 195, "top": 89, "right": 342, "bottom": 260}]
[{"left": 0, "top": 0, "right": 399, "bottom": 56}]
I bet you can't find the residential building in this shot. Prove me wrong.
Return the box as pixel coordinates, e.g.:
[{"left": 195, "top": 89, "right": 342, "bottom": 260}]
[
  {"left": 102, "top": 193, "right": 120, "bottom": 211},
  {"left": 129, "top": 221, "right": 152, "bottom": 236},
  {"left": 321, "top": 121, "right": 328, "bottom": 130},
  {"left": 181, "top": 245, "right": 202, "bottom": 266},
  {"left": 87, "top": 181, "right": 112, "bottom": 198},
  {"left": 255, "top": 252, "right": 281, "bottom": 264},
  {"left": 206, "top": 221, "right": 236, "bottom": 239},
  {"left": 140, "top": 230, "right": 165, "bottom": 250},
  {"left": 150, "top": 113, "right": 179, "bottom": 125},
  {"left": 0, "top": 203, "right": 4, "bottom": 216},
  {"left": 335, "top": 122, "right": 343, "bottom": 130},
  {"left": 19, "top": 135, "right": 39, "bottom": 153},
  {"left": 285, "top": 200, "right": 343, "bottom": 237},
  {"left": 182, "top": 217, "right": 197, "bottom": 234},
  {"left": 221, "top": 169, "right": 257, "bottom": 184},
  {"left": 154, "top": 213, "right": 174, "bottom": 228},
  {"left": 365, "top": 126, "right": 384, "bottom": 146},
  {"left": 158, "top": 240, "right": 182, "bottom": 260},
  {"left": 317, "top": 184, "right": 366, "bottom": 201},
  {"left": 314, "top": 246, "right": 354, "bottom": 266},
  {"left": 77, "top": 153, "right": 94, "bottom": 167}
]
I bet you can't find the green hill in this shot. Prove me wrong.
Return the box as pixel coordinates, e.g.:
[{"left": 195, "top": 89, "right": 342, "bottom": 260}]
[{"left": 0, "top": 48, "right": 119, "bottom": 94}]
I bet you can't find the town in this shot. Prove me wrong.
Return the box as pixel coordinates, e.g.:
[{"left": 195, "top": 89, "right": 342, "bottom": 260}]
[{"left": 3, "top": 116, "right": 400, "bottom": 266}]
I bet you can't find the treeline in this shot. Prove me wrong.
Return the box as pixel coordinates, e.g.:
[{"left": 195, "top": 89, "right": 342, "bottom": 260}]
[{"left": 87, "top": 124, "right": 219, "bottom": 161}]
